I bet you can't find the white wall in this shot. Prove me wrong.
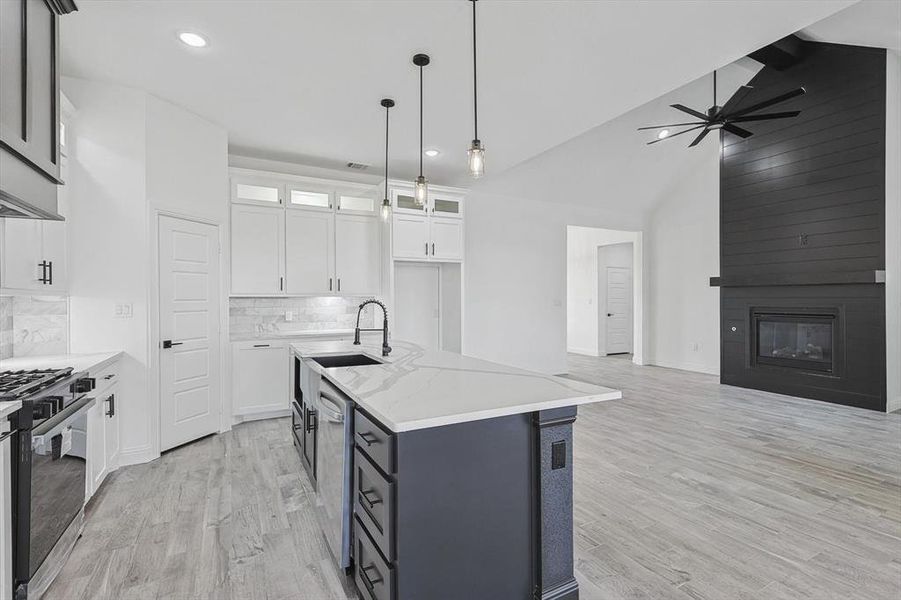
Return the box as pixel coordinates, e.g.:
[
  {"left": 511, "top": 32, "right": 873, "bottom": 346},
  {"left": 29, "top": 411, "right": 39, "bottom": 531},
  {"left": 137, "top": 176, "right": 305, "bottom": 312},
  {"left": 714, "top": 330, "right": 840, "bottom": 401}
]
[
  {"left": 64, "top": 77, "right": 229, "bottom": 464},
  {"left": 566, "top": 228, "right": 641, "bottom": 358},
  {"left": 463, "top": 192, "right": 646, "bottom": 375},
  {"left": 885, "top": 49, "right": 900, "bottom": 413},
  {"left": 647, "top": 139, "right": 720, "bottom": 375}
]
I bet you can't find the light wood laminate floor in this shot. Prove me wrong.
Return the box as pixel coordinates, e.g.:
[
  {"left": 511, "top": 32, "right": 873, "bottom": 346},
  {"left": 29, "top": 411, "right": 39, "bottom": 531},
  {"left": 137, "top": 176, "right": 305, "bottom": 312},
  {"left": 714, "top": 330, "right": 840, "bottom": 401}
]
[{"left": 48, "top": 355, "right": 901, "bottom": 599}]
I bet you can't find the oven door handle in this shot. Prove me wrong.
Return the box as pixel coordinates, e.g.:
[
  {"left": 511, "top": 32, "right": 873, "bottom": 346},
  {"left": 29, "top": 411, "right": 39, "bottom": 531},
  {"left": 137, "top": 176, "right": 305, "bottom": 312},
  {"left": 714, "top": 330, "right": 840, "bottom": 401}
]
[{"left": 32, "top": 396, "right": 96, "bottom": 447}]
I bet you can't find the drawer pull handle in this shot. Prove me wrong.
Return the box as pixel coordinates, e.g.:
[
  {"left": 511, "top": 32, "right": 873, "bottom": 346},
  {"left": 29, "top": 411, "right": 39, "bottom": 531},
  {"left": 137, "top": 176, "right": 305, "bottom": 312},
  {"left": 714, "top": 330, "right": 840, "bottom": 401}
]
[
  {"left": 356, "top": 431, "right": 377, "bottom": 446},
  {"left": 360, "top": 565, "right": 383, "bottom": 591},
  {"left": 359, "top": 489, "right": 382, "bottom": 509},
  {"left": 103, "top": 374, "right": 116, "bottom": 380}
]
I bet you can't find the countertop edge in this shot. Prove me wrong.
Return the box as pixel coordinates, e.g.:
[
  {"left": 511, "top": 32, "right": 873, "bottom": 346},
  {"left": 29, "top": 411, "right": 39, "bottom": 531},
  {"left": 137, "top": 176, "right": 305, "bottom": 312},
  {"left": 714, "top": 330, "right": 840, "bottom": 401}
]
[{"left": 1, "top": 400, "right": 22, "bottom": 420}]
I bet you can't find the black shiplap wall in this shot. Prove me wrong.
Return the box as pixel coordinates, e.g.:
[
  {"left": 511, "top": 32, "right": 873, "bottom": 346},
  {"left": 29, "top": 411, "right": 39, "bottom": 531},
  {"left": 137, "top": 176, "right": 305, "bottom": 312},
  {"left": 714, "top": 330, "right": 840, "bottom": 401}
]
[{"left": 720, "top": 43, "right": 886, "bottom": 282}]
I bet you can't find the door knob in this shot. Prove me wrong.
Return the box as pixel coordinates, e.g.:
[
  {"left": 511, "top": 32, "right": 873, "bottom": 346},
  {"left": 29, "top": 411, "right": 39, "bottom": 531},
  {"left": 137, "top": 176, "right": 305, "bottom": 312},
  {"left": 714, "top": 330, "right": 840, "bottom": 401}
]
[
  {"left": 162, "top": 340, "right": 183, "bottom": 349},
  {"left": 607, "top": 313, "right": 614, "bottom": 317}
]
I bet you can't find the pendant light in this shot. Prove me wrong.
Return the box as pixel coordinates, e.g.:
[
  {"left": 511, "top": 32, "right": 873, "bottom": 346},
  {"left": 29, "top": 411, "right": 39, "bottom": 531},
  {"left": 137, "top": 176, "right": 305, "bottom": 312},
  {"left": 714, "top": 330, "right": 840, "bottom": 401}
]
[
  {"left": 467, "top": 0, "right": 485, "bottom": 178},
  {"left": 380, "top": 98, "right": 395, "bottom": 221},
  {"left": 412, "top": 53, "right": 430, "bottom": 206}
]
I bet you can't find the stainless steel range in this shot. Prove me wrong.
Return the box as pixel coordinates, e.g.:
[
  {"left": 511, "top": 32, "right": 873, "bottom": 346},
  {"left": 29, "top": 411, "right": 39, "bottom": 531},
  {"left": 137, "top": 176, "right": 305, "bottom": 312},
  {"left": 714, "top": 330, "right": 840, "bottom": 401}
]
[{"left": 1, "top": 368, "right": 96, "bottom": 600}]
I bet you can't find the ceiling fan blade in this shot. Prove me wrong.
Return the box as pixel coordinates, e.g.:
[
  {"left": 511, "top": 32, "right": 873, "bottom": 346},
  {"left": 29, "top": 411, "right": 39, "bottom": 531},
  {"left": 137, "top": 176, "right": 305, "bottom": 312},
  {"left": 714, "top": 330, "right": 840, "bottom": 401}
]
[
  {"left": 719, "top": 85, "right": 754, "bottom": 116},
  {"left": 646, "top": 124, "right": 706, "bottom": 145},
  {"left": 688, "top": 128, "right": 711, "bottom": 147},
  {"left": 637, "top": 121, "right": 706, "bottom": 131},
  {"left": 729, "top": 111, "right": 801, "bottom": 123},
  {"left": 670, "top": 104, "right": 710, "bottom": 120},
  {"left": 730, "top": 87, "right": 806, "bottom": 118},
  {"left": 723, "top": 123, "right": 753, "bottom": 138}
]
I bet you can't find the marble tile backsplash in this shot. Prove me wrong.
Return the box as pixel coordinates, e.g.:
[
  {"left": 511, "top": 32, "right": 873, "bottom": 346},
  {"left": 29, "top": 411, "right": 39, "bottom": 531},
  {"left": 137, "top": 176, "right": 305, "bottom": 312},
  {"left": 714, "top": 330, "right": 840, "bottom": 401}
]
[
  {"left": 229, "top": 296, "right": 377, "bottom": 338},
  {"left": 0, "top": 295, "right": 69, "bottom": 358}
]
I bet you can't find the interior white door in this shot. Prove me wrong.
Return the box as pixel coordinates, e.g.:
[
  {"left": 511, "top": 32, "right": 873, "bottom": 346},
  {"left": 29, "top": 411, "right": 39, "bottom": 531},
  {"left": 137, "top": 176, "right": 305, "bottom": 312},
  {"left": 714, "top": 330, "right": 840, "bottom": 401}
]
[
  {"left": 286, "top": 209, "right": 334, "bottom": 295},
  {"left": 230, "top": 204, "right": 284, "bottom": 294},
  {"left": 605, "top": 266, "right": 632, "bottom": 355},
  {"left": 159, "top": 215, "right": 221, "bottom": 452},
  {"left": 335, "top": 214, "right": 380, "bottom": 294},
  {"left": 429, "top": 217, "right": 463, "bottom": 260},
  {"left": 394, "top": 263, "right": 440, "bottom": 350},
  {"left": 392, "top": 214, "right": 430, "bottom": 259}
]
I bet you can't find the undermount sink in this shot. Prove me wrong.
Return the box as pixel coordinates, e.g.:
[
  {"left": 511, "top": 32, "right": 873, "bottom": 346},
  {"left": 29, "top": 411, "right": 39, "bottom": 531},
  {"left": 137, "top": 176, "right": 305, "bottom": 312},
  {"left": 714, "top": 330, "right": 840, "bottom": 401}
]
[{"left": 310, "top": 354, "right": 383, "bottom": 368}]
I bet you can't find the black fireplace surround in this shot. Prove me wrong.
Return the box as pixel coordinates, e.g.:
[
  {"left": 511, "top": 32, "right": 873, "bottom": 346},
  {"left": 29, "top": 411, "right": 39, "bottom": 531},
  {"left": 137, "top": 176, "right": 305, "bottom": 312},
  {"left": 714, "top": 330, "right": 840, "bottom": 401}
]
[{"left": 713, "top": 40, "right": 888, "bottom": 412}]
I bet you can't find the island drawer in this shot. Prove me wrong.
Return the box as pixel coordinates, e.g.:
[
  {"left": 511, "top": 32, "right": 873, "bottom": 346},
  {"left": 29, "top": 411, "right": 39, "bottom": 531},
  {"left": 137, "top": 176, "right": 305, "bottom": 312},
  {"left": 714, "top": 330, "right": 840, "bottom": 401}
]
[
  {"left": 354, "top": 447, "right": 395, "bottom": 562},
  {"left": 354, "top": 516, "right": 395, "bottom": 600},
  {"left": 354, "top": 409, "right": 395, "bottom": 474}
]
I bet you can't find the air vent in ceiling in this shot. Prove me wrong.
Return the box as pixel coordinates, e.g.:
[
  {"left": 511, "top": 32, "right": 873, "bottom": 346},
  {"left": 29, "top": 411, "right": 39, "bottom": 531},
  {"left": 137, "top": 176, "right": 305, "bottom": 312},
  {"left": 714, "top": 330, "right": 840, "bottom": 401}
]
[{"left": 346, "top": 162, "right": 369, "bottom": 170}]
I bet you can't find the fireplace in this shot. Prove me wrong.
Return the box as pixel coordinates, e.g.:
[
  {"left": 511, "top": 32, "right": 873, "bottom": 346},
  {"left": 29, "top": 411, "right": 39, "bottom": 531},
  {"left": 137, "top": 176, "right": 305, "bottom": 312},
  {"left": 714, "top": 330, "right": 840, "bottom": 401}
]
[{"left": 752, "top": 310, "right": 837, "bottom": 374}]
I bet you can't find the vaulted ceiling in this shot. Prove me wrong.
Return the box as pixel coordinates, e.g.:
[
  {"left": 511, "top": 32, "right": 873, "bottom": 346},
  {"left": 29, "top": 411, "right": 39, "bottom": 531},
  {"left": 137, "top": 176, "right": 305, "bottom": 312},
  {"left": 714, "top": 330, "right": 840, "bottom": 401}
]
[{"left": 61, "top": 0, "right": 856, "bottom": 187}]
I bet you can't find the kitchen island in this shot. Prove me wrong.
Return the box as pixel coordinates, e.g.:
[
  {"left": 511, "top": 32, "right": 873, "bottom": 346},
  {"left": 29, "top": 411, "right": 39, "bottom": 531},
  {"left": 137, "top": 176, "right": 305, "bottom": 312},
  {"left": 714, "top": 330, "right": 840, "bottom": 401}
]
[{"left": 292, "top": 340, "right": 621, "bottom": 600}]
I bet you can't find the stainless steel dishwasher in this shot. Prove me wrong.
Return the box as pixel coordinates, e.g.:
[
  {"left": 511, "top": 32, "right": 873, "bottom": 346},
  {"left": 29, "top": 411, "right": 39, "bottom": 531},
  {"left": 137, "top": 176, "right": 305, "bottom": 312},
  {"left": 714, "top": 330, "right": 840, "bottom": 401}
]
[{"left": 314, "top": 376, "right": 354, "bottom": 570}]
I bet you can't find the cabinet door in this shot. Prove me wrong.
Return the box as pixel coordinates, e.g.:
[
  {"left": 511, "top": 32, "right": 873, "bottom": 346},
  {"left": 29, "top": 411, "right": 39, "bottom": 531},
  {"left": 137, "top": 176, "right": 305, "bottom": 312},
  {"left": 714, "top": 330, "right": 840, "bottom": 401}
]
[
  {"left": 285, "top": 210, "right": 334, "bottom": 295},
  {"left": 335, "top": 214, "right": 380, "bottom": 295},
  {"left": 231, "top": 177, "right": 284, "bottom": 207},
  {"left": 430, "top": 217, "right": 463, "bottom": 260},
  {"left": 232, "top": 342, "right": 289, "bottom": 416},
  {"left": 392, "top": 214, "right": 430, "bottom": 259},
  {"left": 230, "top": 204, "right": 285, "bottom": 294},
  {"left": 103, "top": 391, "right": 120, "bottom": 471},
  {"left": 41, "top": 153, "right": 69, "bottom": 291},
  {"left": 87, "top": 402, "right": 107, "bottom": 495},
  {"left": 0, "top": 218, "right": 43, "bottom": 290},
  {"left": 430, "top": 193, "right": 463, "bottom": 218}
]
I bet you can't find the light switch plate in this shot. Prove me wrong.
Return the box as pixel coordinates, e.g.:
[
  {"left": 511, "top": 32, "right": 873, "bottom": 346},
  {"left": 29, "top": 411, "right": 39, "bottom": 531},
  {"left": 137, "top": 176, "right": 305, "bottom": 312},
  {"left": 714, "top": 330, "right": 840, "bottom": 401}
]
[
  {"left": 114, "top": 303, "right": 133, "bottom": 319},
  {"left": 285, "top": 311, "right": 294, "bottom": 322}
]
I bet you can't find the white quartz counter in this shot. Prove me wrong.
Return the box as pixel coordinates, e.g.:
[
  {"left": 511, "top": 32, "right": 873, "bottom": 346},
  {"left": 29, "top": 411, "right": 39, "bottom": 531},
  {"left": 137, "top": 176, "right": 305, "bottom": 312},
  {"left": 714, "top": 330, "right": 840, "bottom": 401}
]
[
  {"left": 292, "top": 340, "right": 621, "bottom": 432},
  {"left": 0, "top": 351, "right": 124, "bottom": 375}
]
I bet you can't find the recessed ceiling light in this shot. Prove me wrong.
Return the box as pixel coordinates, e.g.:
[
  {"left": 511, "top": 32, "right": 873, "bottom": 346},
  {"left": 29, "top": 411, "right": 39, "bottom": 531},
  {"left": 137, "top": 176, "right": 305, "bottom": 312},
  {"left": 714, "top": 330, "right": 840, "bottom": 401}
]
[
  {"left": 178, "top": 31, "right": 208, "bottom": 48},
  {"left": 424, "top": 149, "right": 440, "bottom": 158},
  {"left": 657, "top": 129, "right": 670, "bottom": 140}
]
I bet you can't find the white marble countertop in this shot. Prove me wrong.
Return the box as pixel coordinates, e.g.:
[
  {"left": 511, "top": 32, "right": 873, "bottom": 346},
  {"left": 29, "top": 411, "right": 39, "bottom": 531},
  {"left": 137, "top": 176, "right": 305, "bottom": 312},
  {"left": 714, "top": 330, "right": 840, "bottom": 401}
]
[
  {"left": 292, "top": 340, "right": 621, "bottom": 432},
  {"left": 0, "top": 351, "right": 124, "bottom": 375}
]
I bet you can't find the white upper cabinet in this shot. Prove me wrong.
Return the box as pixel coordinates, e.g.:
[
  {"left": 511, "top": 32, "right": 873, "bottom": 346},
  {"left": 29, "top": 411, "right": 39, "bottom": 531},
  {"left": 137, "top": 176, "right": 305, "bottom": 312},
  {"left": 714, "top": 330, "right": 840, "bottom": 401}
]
[
  {"left": 232, "top": 176, "right": 285, "bottom": 206},
  {"left": 335, "top": 214, "right": 380, "bottom": 295},
  {"left": 286, "top": 210, "right": 334, "bottom": 295},
  {"left": 392, "top": 214, "right": 430, "bottom": 259},
  {"left": 230, "top": 203, "right": 285, "bottom": 294},
  {"left": 430, "top": 217, "right": 464, "bottom": 261},
  {"left": 0, "top": 216, "right": 67, "bottom": 292},
  {"left": 228, "top": 169, "right": 383, "bottom": 296}
]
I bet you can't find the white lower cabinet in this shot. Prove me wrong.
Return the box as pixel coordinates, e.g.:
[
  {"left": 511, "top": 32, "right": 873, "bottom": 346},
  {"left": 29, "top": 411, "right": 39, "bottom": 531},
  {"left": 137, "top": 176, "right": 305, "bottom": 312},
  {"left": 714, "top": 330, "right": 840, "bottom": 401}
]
[
  {"left": 392, "top": 214, "right": 430, "bottom": 259},
  {"left": 335, "top": 214, "right": 380, "bottom": 295},
  {"left": 233, "top": 341, "right": 290, "bottom": 419},
  {"left": 87, "top": 399, "right": 107, "bottom": 495},
  {"left": 85, "top": 360, "right": 122, "bottom": 501}
]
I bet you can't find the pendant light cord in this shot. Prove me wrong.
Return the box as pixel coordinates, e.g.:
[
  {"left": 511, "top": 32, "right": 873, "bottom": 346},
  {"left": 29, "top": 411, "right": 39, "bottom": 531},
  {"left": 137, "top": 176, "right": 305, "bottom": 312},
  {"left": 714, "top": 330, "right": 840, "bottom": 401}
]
[
  {"left": 419, "top": 64, "right": 424, "bottom": 177},
  {"left": 713, "top": 70, "right": 717, "bottom": 106},
  {"left": 385, "top": 104, "right": 390, "bottom": 194},
  {"left": 472, "top": 0, "right": 478, "bottom": 141}
]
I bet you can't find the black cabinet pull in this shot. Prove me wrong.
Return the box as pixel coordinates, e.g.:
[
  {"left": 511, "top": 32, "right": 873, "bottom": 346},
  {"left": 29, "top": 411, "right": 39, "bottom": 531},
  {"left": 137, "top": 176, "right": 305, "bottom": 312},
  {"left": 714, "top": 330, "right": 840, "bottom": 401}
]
[
  {"left": 356, "top": 431, "right": 377, "bottom": 446},
  {"left": 105, "top": 394, "right": 115, "bottom": 418},
  {"left": 337, "top": 278, "right": 341, "bottom": 292},
  {"left": 360, "top": 565, "right": 383, "bottom": 591},
  {"left": 424, "top": 242, "right": 428, "bottom": 255},
  {"left": 359, "top": 489, "right": 382, "bottom": 509},
  {"left": 47, "top": 261, "right": 53, "bottom": 285},
  {"left": 279, "top": 276, "right": 284, "bottom": 291},
  {"left": 432, "top": 242, "right": 435, "bottom": 256},
  {"left": 38, "top": 261, "right": 49, "bottom": 284},
  {"left": 253, "top": 344, "right": 270, "bottom": 348}
]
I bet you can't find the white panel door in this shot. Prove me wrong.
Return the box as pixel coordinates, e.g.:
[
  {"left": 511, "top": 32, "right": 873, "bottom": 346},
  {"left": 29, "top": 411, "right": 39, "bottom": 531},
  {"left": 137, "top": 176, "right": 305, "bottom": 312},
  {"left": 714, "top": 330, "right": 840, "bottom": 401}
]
[
  {"left": 392, "top": 214, "right": 429, "bottom": 259},
  {"left": 230, "top": 204, "right": 284, "bottom": 294},
  {"left": 286, "top": 210, "right": 334, "bottom": 295},
  {"left": 159, "top": 215, "right": 221, "bottom": 452},
  {"left": 335, "top": 214, "right": 380, "bottom": 295},
  {"left": 394, "top": 263, "right": 440, "bottom": 350},
  {"left": 430, "top": 217, "right": 463, "bottom": 261},
  {"left": 605, "top": 266, "right": 632, "bottom": 355},
  {"left": 0, "top": 218, "right": 42, "bottom": 290},
  {"left": 232, "top": 342, "right": 289, "bottom": 416}
]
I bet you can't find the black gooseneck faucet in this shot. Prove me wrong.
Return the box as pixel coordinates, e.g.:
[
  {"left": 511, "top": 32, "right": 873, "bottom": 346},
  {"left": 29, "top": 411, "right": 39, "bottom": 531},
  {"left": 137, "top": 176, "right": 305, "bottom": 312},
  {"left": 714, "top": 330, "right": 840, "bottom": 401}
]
[{"left": 353, "top": 299, "right": 391, "bottom": 357}]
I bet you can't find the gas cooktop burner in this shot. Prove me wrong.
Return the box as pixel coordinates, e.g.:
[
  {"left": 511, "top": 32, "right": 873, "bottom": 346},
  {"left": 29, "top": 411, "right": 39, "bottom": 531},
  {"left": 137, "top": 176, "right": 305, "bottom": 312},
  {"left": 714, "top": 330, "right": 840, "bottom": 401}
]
[{"left": 0, "top": 367, "right": 75, "bottom": 402}]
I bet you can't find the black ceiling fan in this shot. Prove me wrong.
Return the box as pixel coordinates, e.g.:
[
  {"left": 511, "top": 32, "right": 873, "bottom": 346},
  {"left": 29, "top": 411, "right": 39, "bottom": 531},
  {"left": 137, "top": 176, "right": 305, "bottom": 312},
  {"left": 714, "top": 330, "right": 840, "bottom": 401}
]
[{"left": 639, "top": 70, "right": 806, "bottom": 147}]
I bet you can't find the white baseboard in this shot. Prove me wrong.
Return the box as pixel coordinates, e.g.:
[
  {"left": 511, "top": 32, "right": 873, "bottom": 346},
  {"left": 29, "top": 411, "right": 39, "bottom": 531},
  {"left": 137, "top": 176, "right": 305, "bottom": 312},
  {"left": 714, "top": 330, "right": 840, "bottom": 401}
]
[
  {"left": 649, "top": 357, "right": 720, "bottom": 376},
  {"left": 118, "top": 445, "right": 159, "bottom": 467},
  {"left": 887, "top": 395, "right": 901, "bottom": 413},
  {"left": 567, "top": 346, "right": 599, "bottom": 357},
  {"left": 233, "top": 408, "right": 291, "bottom": 424}
]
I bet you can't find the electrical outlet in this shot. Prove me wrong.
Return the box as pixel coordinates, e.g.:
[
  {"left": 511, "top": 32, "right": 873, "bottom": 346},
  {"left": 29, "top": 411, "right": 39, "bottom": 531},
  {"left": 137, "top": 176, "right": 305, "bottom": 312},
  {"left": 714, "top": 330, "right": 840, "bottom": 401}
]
[
  {"left": 692, "top": 342, "right": 700, "bottom": 352},
  {"left": 285, "top": 311, "right": 294, "bottom": 322},
  {"left": 114, "top": 303, "right": 133, "bottom": 319}
]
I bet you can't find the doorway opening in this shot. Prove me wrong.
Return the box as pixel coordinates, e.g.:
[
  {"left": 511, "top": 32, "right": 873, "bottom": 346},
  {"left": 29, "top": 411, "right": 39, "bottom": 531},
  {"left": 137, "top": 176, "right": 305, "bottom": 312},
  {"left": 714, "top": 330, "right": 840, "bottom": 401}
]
[{"left": 566, "top": 226, "right": 642, "bottom": 362}]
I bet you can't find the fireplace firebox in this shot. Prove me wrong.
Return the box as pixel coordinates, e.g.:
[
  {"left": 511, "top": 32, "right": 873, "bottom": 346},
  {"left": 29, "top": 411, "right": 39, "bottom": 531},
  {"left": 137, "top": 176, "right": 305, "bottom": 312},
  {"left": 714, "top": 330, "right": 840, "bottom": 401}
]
[{"left": 751, "top": 310, "right": 838, "bottom": 374}]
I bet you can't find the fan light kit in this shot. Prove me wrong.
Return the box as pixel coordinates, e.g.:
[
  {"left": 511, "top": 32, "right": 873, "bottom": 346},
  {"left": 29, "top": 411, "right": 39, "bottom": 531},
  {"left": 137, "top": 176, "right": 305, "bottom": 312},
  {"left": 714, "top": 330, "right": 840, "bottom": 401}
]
[
  {"left": 178, "top": 31, "right": 208, "bottom": 48},
  {"left": 640, "top": 70, "right": 806, "bottom": 147}
]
